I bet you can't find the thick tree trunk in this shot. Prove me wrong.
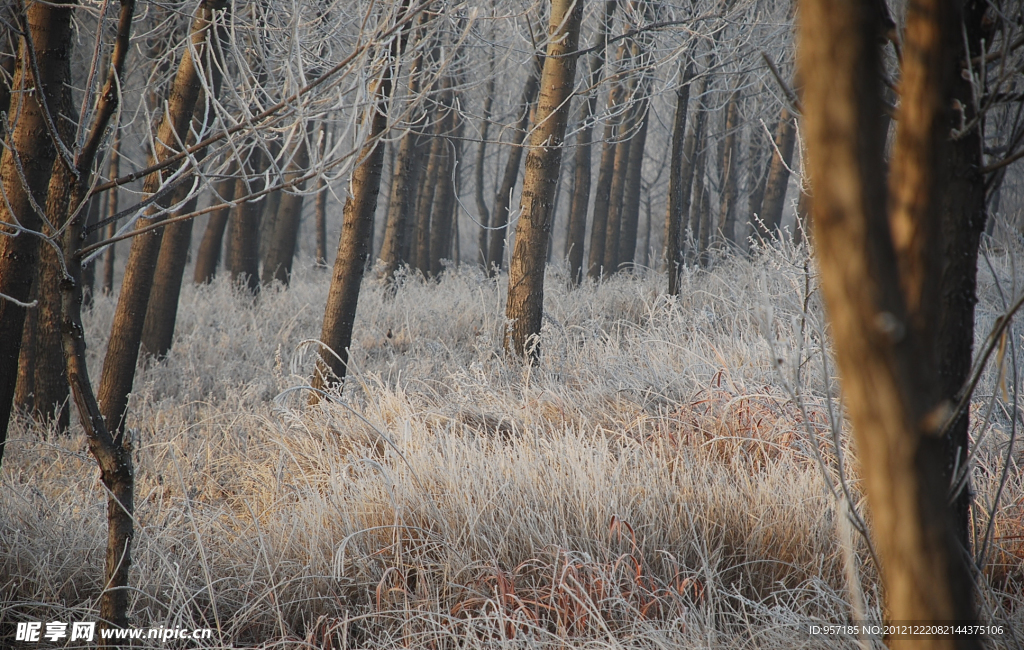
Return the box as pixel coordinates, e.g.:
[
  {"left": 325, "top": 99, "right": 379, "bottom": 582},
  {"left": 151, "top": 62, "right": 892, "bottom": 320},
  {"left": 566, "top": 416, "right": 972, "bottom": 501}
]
[
  {"left": 717, "top": 89, "right": 741, "bottom": 244},
  {"left": 263, "top": 128, "right": 312, "bottom": 285},
  {"left": 756, "top": 107, "right": 796, "bottom": 238},
  {"left": 616, "top": 96, "right": 650, "bottom": 270},
  {"left": 665, "top": 63, "right": 694, "bottom": 295},
  {"left": 311, "top": 3, "right": 409, "bottom": 399},
  {"left": 504, "top": 0, "right": 583, "bottom": 358},
  {"left": 14, "top": 274, "right": 38, "bottom": 415},
  {"left": 486, "top": 61, "right": 541, "bottom": 275},
  {"left": 0, "top": 0, "right": 75, "bottom": 462},
  {"left": 565, "top": 0, "right": 616, "bottom": 286},
  {"left": 98, "top": 0, "right": 222, "bottom": 436},
  {"left": 798, "top": 0, "right": 979, "bottom": 641},
  {"left": 193, "top": 161, "right": 237, "bottom": 284}
]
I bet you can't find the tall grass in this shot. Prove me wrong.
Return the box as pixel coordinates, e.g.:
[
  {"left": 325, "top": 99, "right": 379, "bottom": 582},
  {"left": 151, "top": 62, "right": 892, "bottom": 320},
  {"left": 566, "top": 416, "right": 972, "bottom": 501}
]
[{"left": 2, "top": 242, "right": 1022, "bottom": 648}]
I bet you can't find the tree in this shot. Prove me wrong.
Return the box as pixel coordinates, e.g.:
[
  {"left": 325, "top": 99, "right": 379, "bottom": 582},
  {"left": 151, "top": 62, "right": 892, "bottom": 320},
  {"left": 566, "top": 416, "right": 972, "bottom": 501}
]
[
  {"left": 0, "top": 0, "right": 76, "bottom": 465},
  {"left": 504, "top": 0, "right": 584, "bottom": 358},
  {"left": 311, "top": 0, "right": 411, "bottom": 399},
  {"left": 798, "top": 0, "right": 980, "bottom": 638}
]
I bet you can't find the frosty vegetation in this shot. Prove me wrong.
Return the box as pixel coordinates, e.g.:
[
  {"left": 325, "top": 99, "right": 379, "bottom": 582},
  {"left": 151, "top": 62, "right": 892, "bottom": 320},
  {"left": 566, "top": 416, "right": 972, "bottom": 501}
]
[{"left": 3, "top": 236, "right": 1022, "bottom": 648}]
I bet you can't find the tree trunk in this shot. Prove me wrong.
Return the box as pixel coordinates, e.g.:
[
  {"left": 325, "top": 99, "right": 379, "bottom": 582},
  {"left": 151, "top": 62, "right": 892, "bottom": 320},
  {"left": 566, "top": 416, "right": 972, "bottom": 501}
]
[
  {"left": 756, "top": 107, "right": 796, "bottom": 238},
  {"left": 102, "top": 133, "right": 121, "bottom": 294},
  {"left": 0, "top": 0, "right": 75, "bottom": 462},
  {"left": 475, "top": 76, "right": 495, "bottom": 268},
  {"left": 314, "top": 124, "right": 330, "bottom": 267},
  {"left": 98, "top": 0, "right": 222, "bottom": 436},
  {"left": 429, "top": 88, "right": 459, "bottom": 278},
  {"left": 14, "top": 274, "right": 38, "bottom": 415},
  {"left": 226, "top": 146, "right": 266, "bottom": 294},
  {"left": 380, "top": 52, "right": 427, "bottom": 284},
  {"left": 798, "top": 0, "right": 979, "bottom": 640},
  {"left": 565, "top": 0, "right": 616, "bottom": 286},
  {"left": 717, "top": 89, "right": 741, "bottom": 245},
  {"left": 311, "top": 2, "right": 409, "bottom": 399},
  {"left": 601, "top": 119, "right": 631, "bottom": 274},
  {"left": 412, "top": 127, "right": 443, "bottom": 274},
  {"left": 665, "top": 64, "right": 695, "bottom": 295},
  {"left": 691, "top": 129, "right": 710, "bottom": 266},
  {"left": 193, "top": 160, "right": 237, "bottom": 284},
  {"left": 263, "top": 128, "right": 312, "bottom": 285},
  {"left": 486, "top": 61, "right": 541, "bottom": 275},
  {"left": 586, "top": 43, "right": 628, "bottom": 280},
  {"left": 616, "top": 95, "right": 651, "bottom": 270},
  {"left": 504, "top": 0, "right": 583, "bottom": 358}
]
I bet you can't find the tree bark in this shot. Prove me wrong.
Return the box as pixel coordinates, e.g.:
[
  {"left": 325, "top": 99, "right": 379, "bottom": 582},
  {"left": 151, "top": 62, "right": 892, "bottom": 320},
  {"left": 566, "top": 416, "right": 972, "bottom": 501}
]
[
  {"left": 586, "top": 43, "right": 628, "bottom": 280},
  {"left": 798, "top": 0, "right": 980, "bottom": 641},
  {"left": 665, "top": 63, "right": 693, "bottom": 294},
  {"left": 101, "top": 132, "right": 120, "bottom": 294},
  {"left": 263, "top": 127, "right": 312, "bottom": 285},
  {"left": 314, "top": 123, "right": 330, "bottom": 267},
  {"left": 429, "top": 88, "right": 459, "bottom": 278},
  {"left": 756, "top": 107, "right": 796, "bottom": 238},
  {"left": 717, "top": 89, "right": 741, "bottom": 245},
  {"left": 311, "top": 2, "right": 409, "bottom": 399},
  {"left": 412, "top": 126, "right": 443, "bottom": 274},
  {"left": 601, "top": 118, "right": 631, "bottom": 273},
  {"left": 475, "top": 76, "right": 495, "bottom": 268},
  {"left": 565, "top": 0, "right": 616, "bottom": 286},
  {"left": 504, "top": 0, "right": 583, "bottom": 358},
  {"left": 193, "top": 160, "right": 237, "bottom": 284},
  {"left": 486, "top": 61, "right": 541, "bottom": 276},
  {"left": 226, "top": 146, "right": 266, "bottom": 294},
  {"left": 0, "top": 0, "right": 75, "bottom": 462},
  {"left": 98, "top": 0, "right": 223, "bottom": 436},
  {"left": 616, "top": 95, "right": 650, "bottom": 270}
]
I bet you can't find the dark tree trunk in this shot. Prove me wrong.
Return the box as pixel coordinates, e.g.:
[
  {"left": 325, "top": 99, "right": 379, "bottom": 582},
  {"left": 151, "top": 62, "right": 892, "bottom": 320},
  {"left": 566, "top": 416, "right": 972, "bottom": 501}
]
[
  {"left": 314, "top": 124, "right": 330, "bottom": 267},
  {"left": 0, "top": 0, "right": 74, "bottom": 461},
  {"left": 718, "top": 89, "right": 741, "bottom": 245},
  {"left": 565, "top": 0, "right": 616, "bottom": 286},
  {"left": 586, "top": 44, "right": 628, "bottom": 280},
  {"left": 756, "top": 107, "right": 796, "bottom": 238},
  {"left": 263, "top": 128, "right": 312, "bottom": 285},
  {"left": 429, "top": 88, "right": 459, "bottom": 277},
  {"left": 193, "top": 161, "right": 238, "bottom": 284},
  {"left": 412, "top": 128, "right": 443, "bottom": 274},
  {"left": 486, "top": 61, "right": 540, "bottom": 275},
  {"left": 14, "top": 273, "right": 38, "bottom": 415},
  {"left": 101, "top": 133, "right": 121, "bottom": 295},
  {"left": 601, "top": 121, "right": 631, "bottom": 273},
  {"left": 617, "top": 96, "right": 650, "bottom": 270},
  {"left": 504, "top": 0, "right": 583, "bottom": 358},
  {"left": 475, "top": 76, "right": 495, "bottom": 268},
  {"left": 226, "top": 147, "right": 266, "bottom": 294},
  {"left": 665, "top": 64, "right": 696, "bottom": 295}
]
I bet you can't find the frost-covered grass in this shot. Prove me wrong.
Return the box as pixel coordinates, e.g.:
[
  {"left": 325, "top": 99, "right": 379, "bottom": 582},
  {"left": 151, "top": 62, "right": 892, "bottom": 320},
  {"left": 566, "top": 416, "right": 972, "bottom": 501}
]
[{"left": 2, "top": 242, "right": 1023, "bottom": 648}]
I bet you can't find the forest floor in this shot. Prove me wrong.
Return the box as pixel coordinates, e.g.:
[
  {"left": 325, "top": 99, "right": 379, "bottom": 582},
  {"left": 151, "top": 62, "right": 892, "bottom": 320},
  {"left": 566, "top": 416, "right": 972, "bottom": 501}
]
[{"left": 3, "top": 242, "right": 1024, "bottom": 648}]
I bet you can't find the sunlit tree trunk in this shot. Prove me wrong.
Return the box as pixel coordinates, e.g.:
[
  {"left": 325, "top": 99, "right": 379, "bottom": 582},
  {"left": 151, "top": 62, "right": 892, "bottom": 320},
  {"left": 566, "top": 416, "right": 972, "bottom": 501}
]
[
  {"left": 798, "top": 0, "right": 980, "bottom": 640},
  {"left": 413, "top": 125, "right": 444, "bottom": 274},
  {"left": 504, "top": 0, "right": 584, "bottom": 358},
  {"left": 98, "top": 0, "right": 223, "bottom": 436},
  {"left": 311, "top": 2, "right": 410, "bottom": 399},
  {"left": 0, "top": 0, "right": 75, "bottom": 463}
]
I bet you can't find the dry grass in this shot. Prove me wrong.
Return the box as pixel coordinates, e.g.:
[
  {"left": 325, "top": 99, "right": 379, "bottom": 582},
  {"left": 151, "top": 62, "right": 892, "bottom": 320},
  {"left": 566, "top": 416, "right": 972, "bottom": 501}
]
[{"left": 2, "top": 243, "right": 1023, "bottom": 648}]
